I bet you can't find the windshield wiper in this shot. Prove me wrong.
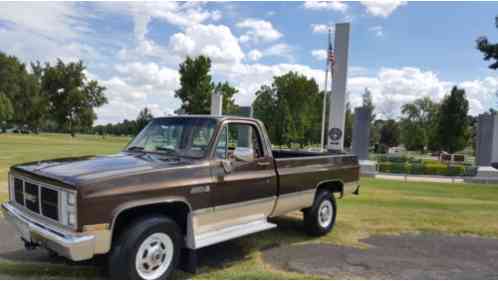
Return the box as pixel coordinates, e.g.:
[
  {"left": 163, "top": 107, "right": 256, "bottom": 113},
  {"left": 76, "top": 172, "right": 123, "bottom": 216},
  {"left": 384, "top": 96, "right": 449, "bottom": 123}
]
[
  {"left": 126, "top": 146, "right": 145, "bottom": 152},
  {"left": 155, "top": 146, "right": 178, "bottom": 156}
]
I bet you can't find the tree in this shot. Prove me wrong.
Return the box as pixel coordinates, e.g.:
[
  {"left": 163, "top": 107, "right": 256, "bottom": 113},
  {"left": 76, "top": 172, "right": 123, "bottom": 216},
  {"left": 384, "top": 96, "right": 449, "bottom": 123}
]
[
  {"left": 253, "top": 72, "right": 321, "bottom": 147},
  {"left": 0, "top": 92, "right": 13, "bottom": 132},
  {"left": 477, "top": 15, "right": 498, "bottom": 70},
  {"left": 437, "top": 86, "right": 469, "bottom": 153},
  {"left": 214, "top": 82, "right": 239, "bottom": 114},
  {"left": 400, "top": 97, "right": 439, "bottom": 152},
  {"left": 175, "top": 56, "right": 214, "bottom": 114},
  {"left": 136, "top": 107, "right": 154, "bottom": 133},
  {"left": 476, "top": 16, "right": 498, "bottom": 108},
  {"left": 41, "top": 60, "right": 107, "bottom": 136},
  {"left": 344, "top": 102, "right": 353, "bottom": 148},
  {"left": 380, "top": 119, "right": 400, "bottom": 148},
  {"left": 0, "top": 52, "right": 47, "bottom": 131},
  {"left": 362, "top": 88, "right": 376, "bottom": 122},
  {"left": 175, "top": 55, "right": 239, "bottom": 115}
]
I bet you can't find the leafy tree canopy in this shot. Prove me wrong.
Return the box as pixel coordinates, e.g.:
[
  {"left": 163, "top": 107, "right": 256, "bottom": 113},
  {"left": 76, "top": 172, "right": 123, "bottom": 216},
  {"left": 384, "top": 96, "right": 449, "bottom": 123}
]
[
  {"left": 253, "top": 71, "right": 321, "bottom": 147},
  {"left": 41, "top": 59, "right": 107, "bottom": 136},
  {"left": 380, "top": 119, "right": 400, "bottom": 148},
  {"left": 437, "top": 86, "right": 469, "bottom": 153},
  {"left": 136, "top": 107, "right": 154, "bottom": 132}
]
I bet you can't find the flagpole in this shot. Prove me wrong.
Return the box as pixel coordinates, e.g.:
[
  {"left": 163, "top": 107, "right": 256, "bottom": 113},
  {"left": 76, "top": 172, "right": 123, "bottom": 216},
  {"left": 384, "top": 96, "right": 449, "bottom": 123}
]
[{"left": 320, "top": 59, "right": 329, "bottom": 151}]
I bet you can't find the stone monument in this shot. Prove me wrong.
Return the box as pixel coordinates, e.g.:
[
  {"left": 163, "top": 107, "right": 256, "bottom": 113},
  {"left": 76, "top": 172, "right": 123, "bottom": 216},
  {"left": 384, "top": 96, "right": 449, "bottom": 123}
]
[
  {"left": 352, "top": 106, "right": 377, "bottom": 176},
  {"left": 467, "top": 112, "right": 498, "bottom": 183},
  {"left": 210, "top": 92, "right": 222, "bottom": 116},
  {"left": 327, "top": 23, "right": 350, "bottom": 151}
]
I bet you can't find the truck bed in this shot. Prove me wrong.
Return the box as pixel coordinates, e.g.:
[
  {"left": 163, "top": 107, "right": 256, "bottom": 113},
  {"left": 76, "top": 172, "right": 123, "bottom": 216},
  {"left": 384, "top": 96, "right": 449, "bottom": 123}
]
[{"left": 272, "top": 149, "right": 359, "bottom": 197}]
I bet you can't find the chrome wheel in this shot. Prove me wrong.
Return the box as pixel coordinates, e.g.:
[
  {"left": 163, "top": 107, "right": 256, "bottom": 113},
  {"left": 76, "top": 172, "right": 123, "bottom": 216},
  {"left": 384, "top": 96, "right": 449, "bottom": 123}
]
[
  {"left": 135, "top": 233, "right": 174, "bottom": 280},
  {"left": 318, "top": 200, "right": 333, "bottom": 228}
]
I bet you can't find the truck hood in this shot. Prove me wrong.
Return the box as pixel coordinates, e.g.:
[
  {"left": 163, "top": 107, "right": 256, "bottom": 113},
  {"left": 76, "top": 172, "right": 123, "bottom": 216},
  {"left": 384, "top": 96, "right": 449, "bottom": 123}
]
[{"left": 12, "top": 153, "right": 194, "bottom": 187}]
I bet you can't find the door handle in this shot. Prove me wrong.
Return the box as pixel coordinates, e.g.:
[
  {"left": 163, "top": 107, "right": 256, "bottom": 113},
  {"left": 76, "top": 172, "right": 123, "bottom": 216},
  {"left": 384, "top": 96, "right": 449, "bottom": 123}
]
[{"left": 257, "top": 161, "right": 271, "bottom": 167}]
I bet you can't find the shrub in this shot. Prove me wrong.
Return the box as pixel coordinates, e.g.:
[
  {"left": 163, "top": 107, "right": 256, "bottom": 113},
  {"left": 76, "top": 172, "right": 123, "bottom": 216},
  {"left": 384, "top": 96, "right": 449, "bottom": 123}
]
[
  {"left": 408, "top": 163, "right": 425, "bottom": 175},
  {"left": 446, "top": 165, "right": 465, "bottom": 176},
  {"left": 463, "top": 166, "right": 478, "bottom": 177},
  {"left": 379, "top": 161, "right": 467, "bottom": 176},
  {"left": 377, "top": 155, "right": 409, "bottom": 163},
  {"left": 423, "top": 163, "right": 448, "bottom": 175}
]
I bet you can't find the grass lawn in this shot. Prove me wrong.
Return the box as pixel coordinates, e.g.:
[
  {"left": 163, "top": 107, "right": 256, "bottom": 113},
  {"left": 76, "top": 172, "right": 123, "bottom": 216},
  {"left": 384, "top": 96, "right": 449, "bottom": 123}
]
[
  {"left": 0, "top": 133, "right": 130, "bottom": 190},
  {"left": 1, "top": 133, "right": 498, "bottom": 278}
]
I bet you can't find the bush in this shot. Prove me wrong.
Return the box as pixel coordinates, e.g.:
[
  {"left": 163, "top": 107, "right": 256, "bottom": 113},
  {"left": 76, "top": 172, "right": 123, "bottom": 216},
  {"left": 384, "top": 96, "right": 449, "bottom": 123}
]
[
  {"left": 376, "top": 155, "right": 409, "bottom": 163},
  {"left": 379, "top": 161, "right": 467, "bottom": 176},
  {"left": 408, "top": 163, "right": 424, "bottom": 175},
  {"left": 463, "top": 166, "right": 478, "bottom": 177}
]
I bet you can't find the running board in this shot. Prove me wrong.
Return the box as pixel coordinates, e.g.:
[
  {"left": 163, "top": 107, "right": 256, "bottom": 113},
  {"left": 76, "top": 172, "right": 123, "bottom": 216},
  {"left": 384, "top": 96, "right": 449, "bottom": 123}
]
[{"left": 194, "top": 220, "right": 277, "bottom": 249}]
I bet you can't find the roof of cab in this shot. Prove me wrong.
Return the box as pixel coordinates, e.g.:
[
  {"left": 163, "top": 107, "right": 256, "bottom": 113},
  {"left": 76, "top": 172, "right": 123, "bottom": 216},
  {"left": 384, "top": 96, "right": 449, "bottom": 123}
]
[{"left": 156, "top": 114, "right": 258, "bottom": 122}]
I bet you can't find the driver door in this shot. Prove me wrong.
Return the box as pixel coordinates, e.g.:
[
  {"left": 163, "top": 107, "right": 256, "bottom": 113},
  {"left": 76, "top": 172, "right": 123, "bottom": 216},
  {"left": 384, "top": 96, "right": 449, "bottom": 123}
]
[{"left": 209, "top": 121, "right": 277, "bottom": 230}]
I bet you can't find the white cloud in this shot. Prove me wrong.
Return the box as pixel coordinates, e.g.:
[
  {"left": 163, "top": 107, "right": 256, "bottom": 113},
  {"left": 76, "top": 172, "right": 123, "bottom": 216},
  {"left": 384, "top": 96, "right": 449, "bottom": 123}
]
[
  {"left": 263, "top": 43, "right": 293, "bottom": 60},
  {"left": 245, "top": 44, "right": 294, "bottom": 62},
  {"left": 303, "top": 1, "right": 348, "bottom": 12},
  {"left": 347, "top": 67, "right": 498, "bottom": 119},
  {"left": 311, "top": 49, "right": 327, "bottom": 61},
  {"left": 311, "top": 24, "right": 334, "bottom": 34},
  {"left": 0, "top": 2, "right": 98, "bottom": 64},
  {"left": 0, "top": 2, "right": 85, "bottom": 40},
  {"left": 458, "top": 77, "right": 498, "bottom": 115},
  {"left": 369, "top": 25, "right": 384, "bottom": 37},
  {"left": 95, "top": 62, "right": 181, "bottom": 124},
  {"left": 97, "top": 2, "right": 222, "bottom": 42},
  {"left": 248, "top": 50, "right": 263, "bottom": 61},
  {"left": 168, "top": 24, "right": 245, "bottom": 64},
  {"left": 360, "top": 0, "right": 407, "bottom": 17},
  {"left": 237, "top": 18, "right": 282, "bottom": 44}
]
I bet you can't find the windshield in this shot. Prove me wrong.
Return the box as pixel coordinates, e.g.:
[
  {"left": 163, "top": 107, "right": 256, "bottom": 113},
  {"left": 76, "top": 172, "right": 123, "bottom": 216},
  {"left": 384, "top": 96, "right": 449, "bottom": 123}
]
[{"left": 125, "top": 117, "right": 218, "bottom": 158}]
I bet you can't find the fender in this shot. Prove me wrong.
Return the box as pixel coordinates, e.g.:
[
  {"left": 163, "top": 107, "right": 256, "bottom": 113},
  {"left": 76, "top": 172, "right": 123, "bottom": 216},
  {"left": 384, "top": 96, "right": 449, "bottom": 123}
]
[{"left": 110, "top": 196, "right": 193, "bottom": 242}]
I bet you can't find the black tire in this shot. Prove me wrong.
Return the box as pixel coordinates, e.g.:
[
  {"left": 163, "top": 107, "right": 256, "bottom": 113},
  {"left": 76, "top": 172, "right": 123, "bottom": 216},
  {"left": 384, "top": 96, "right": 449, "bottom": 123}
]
[
  {"left": 108, "top": 216, "right": 182, "bottom": 280},
  {"left": 303, "top": 190, "right": 337, "bottom": 236}
]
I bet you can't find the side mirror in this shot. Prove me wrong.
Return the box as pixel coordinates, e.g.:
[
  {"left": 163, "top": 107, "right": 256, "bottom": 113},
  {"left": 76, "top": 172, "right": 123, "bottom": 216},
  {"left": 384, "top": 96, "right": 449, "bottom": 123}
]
[
  {"left": 492, "top": 162, "right": 498, "bottom": 170},
  {"left": 221, "top": 160, "right": 232, "bottom": 174}
]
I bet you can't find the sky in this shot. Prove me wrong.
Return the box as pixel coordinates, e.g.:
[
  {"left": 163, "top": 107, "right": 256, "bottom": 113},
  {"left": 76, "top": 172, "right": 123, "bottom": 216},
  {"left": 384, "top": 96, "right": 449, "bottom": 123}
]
[{"left": 0, "top": 1, "right": 497, "bottom": 124}]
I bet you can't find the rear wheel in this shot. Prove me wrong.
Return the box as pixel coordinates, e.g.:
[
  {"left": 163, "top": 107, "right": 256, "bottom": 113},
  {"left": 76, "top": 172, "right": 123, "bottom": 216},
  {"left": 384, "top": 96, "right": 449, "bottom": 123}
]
[
  {"left": 108, "top": 216, "right": 182, "bottom": 280},
  {"left": 303, "top": 190, "right": 337, "bottom": 236}
]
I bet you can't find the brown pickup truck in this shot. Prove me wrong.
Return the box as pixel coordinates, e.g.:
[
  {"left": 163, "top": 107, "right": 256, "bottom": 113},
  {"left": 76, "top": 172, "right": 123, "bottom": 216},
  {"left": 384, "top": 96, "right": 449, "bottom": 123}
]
[{"left": 2, "top": 115, "right": 359, "bottom": 279}]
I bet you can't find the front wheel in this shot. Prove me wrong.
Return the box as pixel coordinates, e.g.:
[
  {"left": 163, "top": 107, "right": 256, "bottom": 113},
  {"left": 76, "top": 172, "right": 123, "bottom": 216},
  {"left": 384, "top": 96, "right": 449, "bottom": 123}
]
[
  {"left": 108, "top": 216, "right": 182, "bottom": 280},
  {"left": 303, "top": 190, "right": 337, "bottom": 236}
]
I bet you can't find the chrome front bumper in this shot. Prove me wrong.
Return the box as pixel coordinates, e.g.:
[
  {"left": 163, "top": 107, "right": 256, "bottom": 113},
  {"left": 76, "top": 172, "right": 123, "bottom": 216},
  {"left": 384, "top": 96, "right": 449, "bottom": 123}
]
[{"left": 1, "top": 202, "right": 96, "bottom": 261}]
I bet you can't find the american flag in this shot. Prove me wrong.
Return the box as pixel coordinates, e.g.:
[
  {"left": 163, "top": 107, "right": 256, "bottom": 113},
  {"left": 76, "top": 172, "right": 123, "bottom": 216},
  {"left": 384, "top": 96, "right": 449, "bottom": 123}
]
[{"left": 327, "top": 29, "right": 336, "bottom": 75}]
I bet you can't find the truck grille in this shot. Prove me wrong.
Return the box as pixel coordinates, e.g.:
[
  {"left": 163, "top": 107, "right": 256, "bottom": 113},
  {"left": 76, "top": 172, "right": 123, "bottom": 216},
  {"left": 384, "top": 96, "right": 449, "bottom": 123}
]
[{"left": 11, "top": 176, "right": 59, "bottom": 222}]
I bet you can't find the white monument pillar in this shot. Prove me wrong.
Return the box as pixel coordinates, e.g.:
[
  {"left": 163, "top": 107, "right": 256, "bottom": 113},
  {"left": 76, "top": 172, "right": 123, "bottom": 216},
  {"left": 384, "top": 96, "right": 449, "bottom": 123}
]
[
  {"left": 211, "top": 92, "right": 222, "bottom": 115},
  {"left": 327, "top": 23, "right": 350, "bottom": 151}
]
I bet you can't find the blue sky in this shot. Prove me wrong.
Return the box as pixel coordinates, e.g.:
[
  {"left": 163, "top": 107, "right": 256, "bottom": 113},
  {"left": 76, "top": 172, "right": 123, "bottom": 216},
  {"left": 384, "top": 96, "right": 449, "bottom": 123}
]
[{"left": 0, "top": 1, "right": 497, "bottom": 124}]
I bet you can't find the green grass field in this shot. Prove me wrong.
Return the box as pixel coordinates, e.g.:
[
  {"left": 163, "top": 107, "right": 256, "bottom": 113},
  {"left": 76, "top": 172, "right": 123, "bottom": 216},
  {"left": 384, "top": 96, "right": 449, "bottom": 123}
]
[
  {"left": 0, "top": 133, "right": 130, "bottom": 190},
  {"left": 1, "top": 133, "right": 498, "bottom": 278}
]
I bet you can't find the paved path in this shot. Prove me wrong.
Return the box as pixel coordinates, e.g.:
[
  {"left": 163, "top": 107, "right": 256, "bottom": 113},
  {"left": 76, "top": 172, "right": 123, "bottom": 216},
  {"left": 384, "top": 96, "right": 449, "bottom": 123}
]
[{"left": 263, "top": 234, "right": 498, "bottom": 279}]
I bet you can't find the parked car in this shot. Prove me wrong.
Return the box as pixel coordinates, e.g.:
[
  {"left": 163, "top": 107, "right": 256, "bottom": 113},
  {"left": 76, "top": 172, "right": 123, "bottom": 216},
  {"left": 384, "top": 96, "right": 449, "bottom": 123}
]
[
  {"left": 2, "top": 115, "right": 360, "bottom": 280},
  {"left": 492, "top": 162, "right": 498, "bottom": 170}
]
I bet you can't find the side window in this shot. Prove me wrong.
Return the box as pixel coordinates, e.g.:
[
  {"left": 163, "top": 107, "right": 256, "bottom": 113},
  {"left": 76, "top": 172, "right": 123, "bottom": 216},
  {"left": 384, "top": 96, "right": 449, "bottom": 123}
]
[
  {"left": 227, "top": 123, "right": 264, "bottom": 163},
  {"left": 214, "top": 126, "right": 228, "bottom": 159}
]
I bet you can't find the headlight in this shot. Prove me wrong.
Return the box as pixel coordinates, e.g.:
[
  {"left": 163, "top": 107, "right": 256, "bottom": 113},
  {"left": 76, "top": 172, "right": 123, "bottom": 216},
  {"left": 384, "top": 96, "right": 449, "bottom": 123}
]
[
  {"left": 8, "top": 173, "right": 14, "bottom": 202},
  {"left": 67, "top": 192, "right": 76, "bottom": 206},
  {"left": 61, "top": 190, "right": 77, "bottom": 228}
]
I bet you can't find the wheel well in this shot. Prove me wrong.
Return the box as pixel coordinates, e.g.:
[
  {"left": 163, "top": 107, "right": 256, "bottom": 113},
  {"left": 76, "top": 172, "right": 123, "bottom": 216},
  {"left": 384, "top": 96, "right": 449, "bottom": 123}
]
[
  {"left": 316, "top": 180, "right": 343, "bottom": 197},
  {"left": 111, "top": 202, "right": 190, "bottom": 243}
]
